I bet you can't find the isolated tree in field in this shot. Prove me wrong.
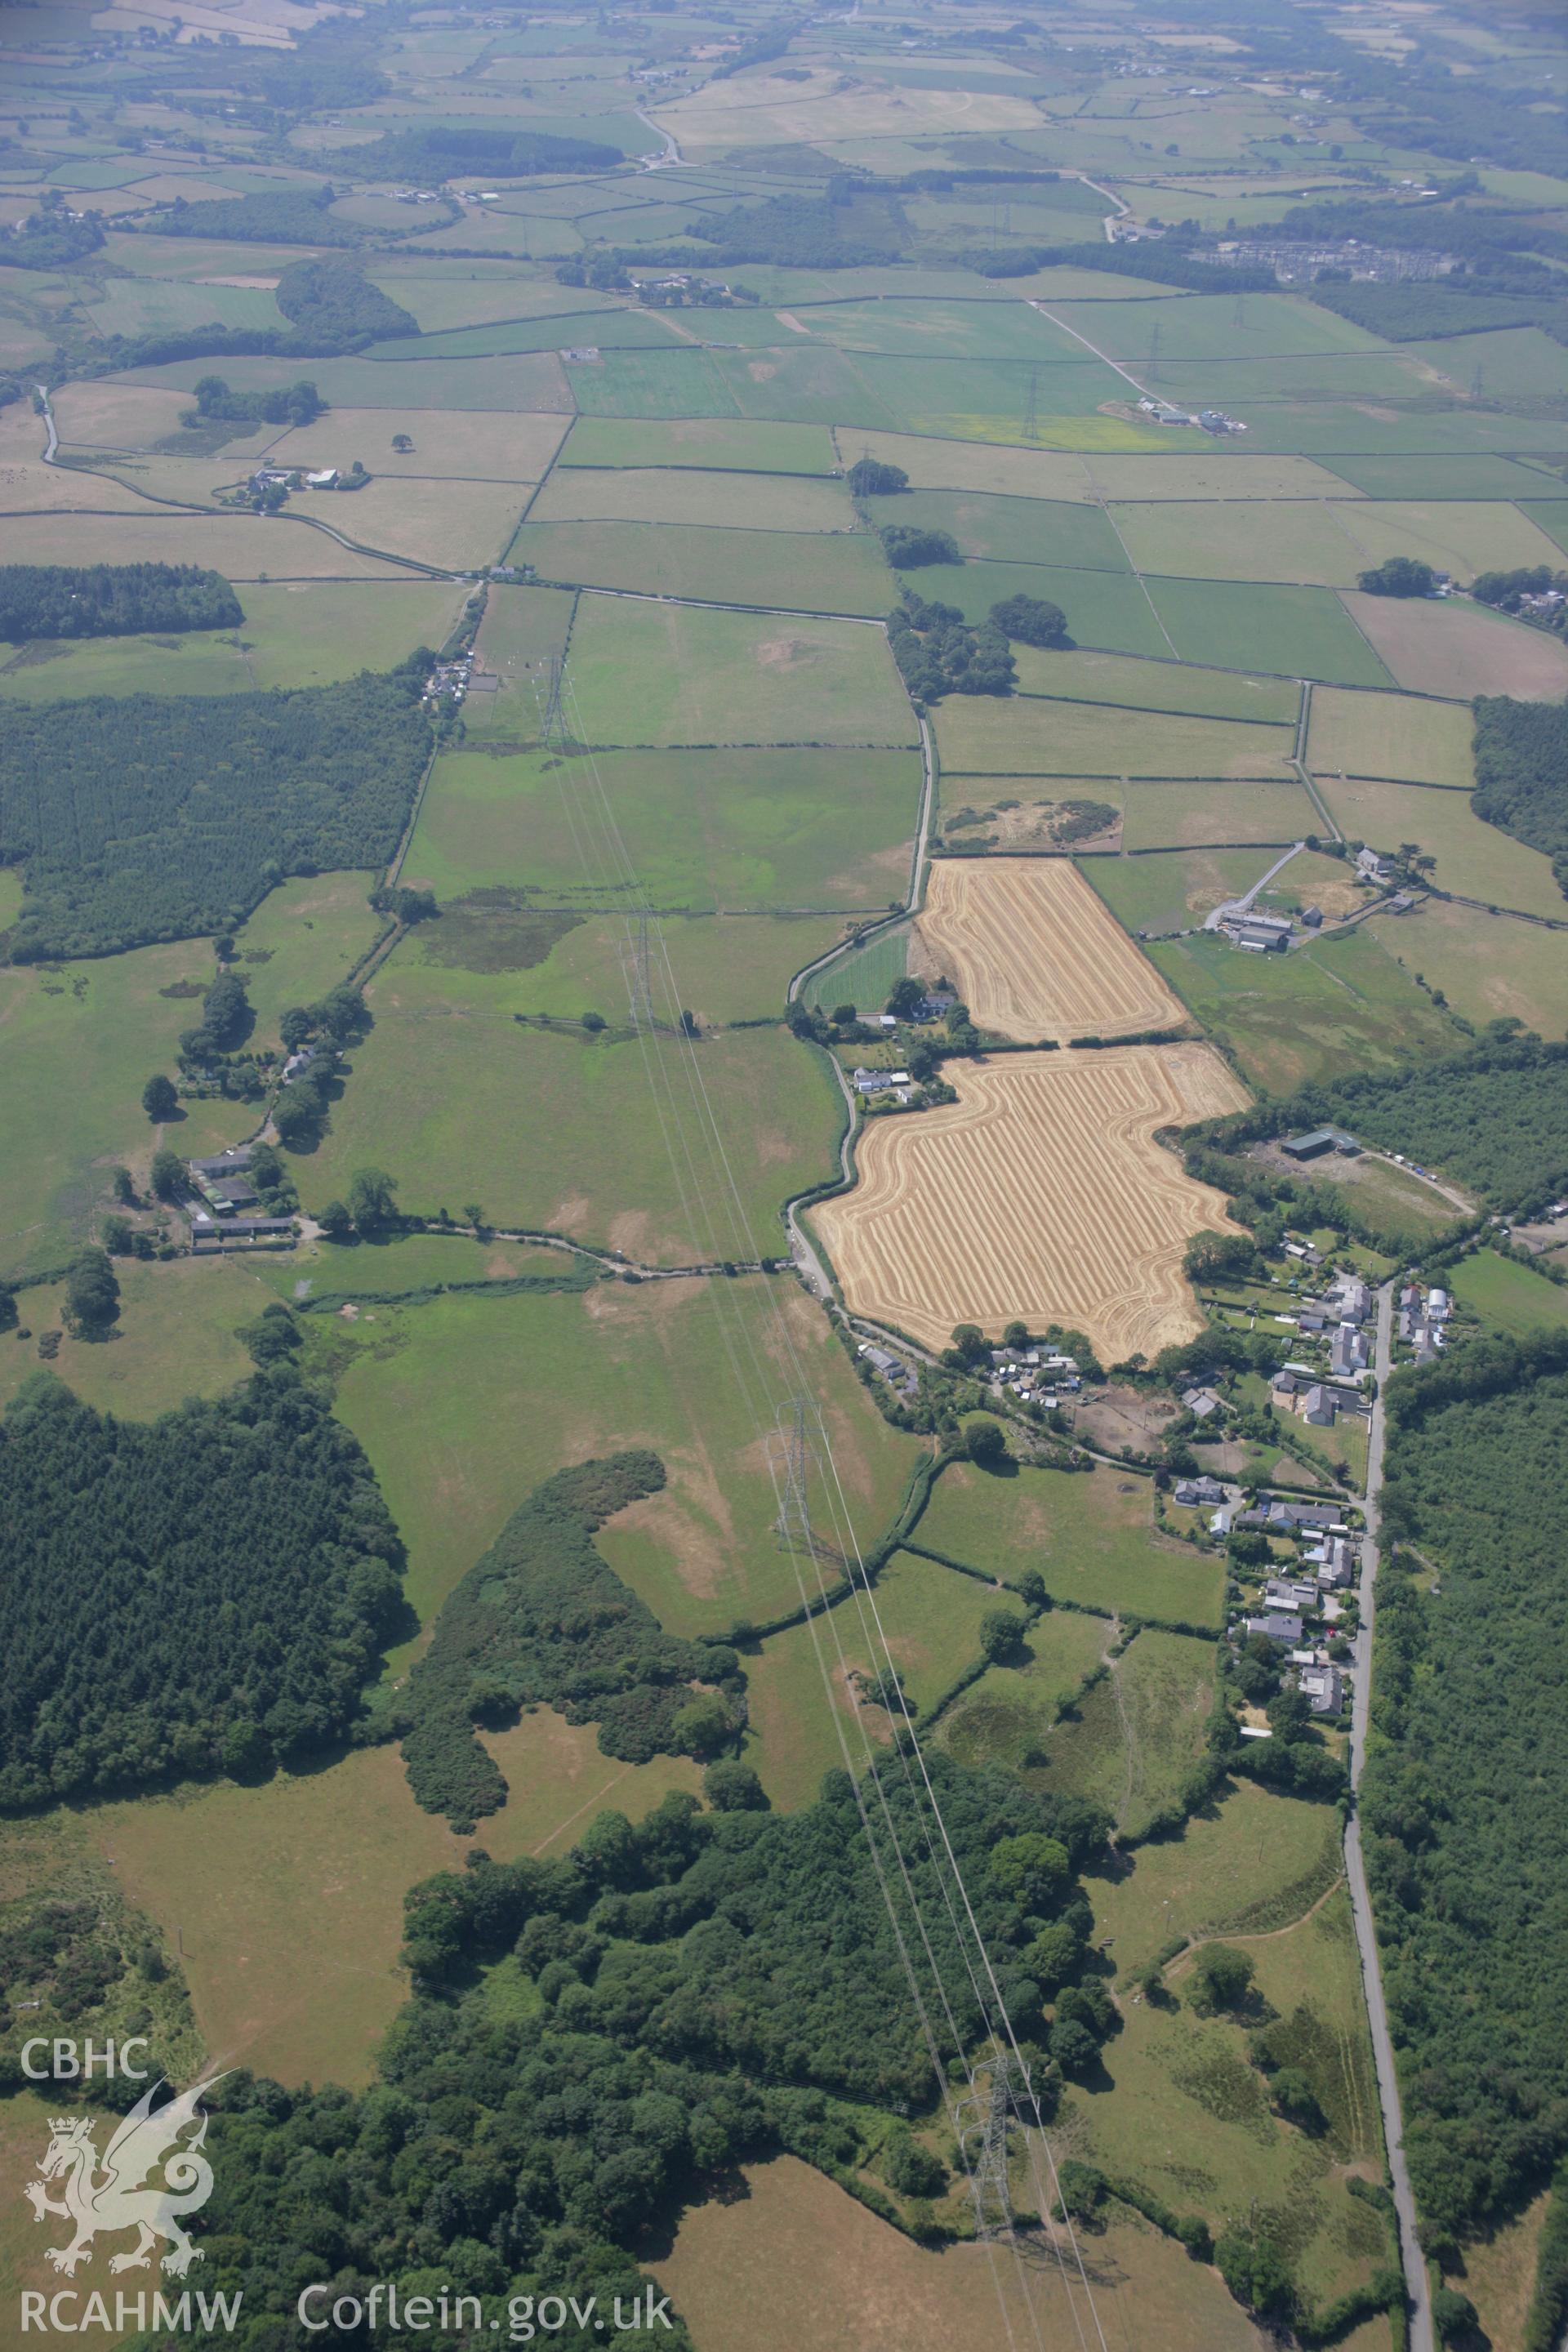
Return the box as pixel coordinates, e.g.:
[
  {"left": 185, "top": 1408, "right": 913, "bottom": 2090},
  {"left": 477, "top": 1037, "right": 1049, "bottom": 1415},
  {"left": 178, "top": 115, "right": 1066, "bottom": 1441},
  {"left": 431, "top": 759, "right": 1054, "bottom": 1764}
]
[
  {"left": 951, "top": 1323, "right": 988, "bottom": 1362},
  {"left": 831, "top": 1003, "right": 858, "bottom": 1027},
  {"left": 392, "top": 433, "right": 414, "bottom": 452},
  {"left": 581, "top": 1010, "right": 606, "bottom": 1032},
  {"left": 980, "top": 1607, "right": 1027, "bottom": 1662},
  {"left": 348, "top": 1167, "right": 399, "bottom": 1232},
  {"left": 989, "top": 592, "right": 1068, "bottom": 647},
  {"left": 967, "top": 1414, "right": 1008, "bottom": 1464},
  {"left": 1189, "top": 1942, "right": 1254, "bottom": 2016},
  {"left": 880, "top": 523, "right": 961, "bottom": 568},
  {"left": 1358, "top": 555, "right": 1437, "bottom": 598},
  {"left": 847, "top": 456, "right": 908, "bottom": 497},
  {"left": 141, "top": 1073, "right": 178, "bottom": 1121},
  {"left": 318, "top": 1198, "right": 352, "bottom": 1240},
  {"left": 149, "top": 1147, "right": 185, "bottom": 1203},
  {"left": 64, "top": 1247, "right": 120, "bottom": 1339},
  {"left": 886, "top": 975, "right": 924, "bottom": 1021},
  {"left": 1270, "top": 2067, "right": 1325, "bottom": 2133},
  {"left": 108, "top": 1165, "right": 136, "bottom": 1205}
]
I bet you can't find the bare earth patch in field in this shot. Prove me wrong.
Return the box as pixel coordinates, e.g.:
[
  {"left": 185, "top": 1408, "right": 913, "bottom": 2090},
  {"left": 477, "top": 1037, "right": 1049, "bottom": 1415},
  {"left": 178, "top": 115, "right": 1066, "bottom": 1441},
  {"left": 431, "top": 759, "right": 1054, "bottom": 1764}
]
[
  {"left": 813, "top": 1045, "right": 1249, "bottom": 1359},
  {"left": 917, "top": 856, "right": 1187, "bottom": 1041},
  {"left": 1339, "top": 590, "right": 1568, "bottom": 701}
]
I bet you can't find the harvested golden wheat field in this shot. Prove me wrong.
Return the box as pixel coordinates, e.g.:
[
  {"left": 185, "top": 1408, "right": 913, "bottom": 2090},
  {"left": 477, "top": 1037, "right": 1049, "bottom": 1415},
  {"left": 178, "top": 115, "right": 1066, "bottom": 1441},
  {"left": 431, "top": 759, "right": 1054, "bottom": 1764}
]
[
  {"left": 813, "top": 1045, "right": 1250, "bottom": 1361},
  {"left": 916, "top": 857, "right": 1187, "bottom": 1041}
]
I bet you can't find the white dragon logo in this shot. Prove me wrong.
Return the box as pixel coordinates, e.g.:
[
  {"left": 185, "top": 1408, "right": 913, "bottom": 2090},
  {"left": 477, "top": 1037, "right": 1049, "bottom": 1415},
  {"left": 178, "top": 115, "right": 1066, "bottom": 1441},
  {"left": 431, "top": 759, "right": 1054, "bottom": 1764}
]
[{"left": 23, "top": 2075, "right": 226, "bottom": 2278}]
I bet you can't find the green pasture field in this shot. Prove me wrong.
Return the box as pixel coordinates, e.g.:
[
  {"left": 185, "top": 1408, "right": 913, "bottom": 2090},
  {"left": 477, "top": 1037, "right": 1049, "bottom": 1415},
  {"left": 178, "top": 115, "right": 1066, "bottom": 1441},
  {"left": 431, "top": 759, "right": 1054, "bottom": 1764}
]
[
  {"left": 848, "top": 352, "right": 1125, "bottom": 439},
  {"left": 265, "top": 406, "right": 569, "bottom": 482},
  {"left": 1085, "top": 453, "right": 1364, "bottom": 502},
  {"left": 86, "top": 277, "right": 284, "bottom": 340},
  {"left": 937, "top": 1609, "right": 1112, "bottom": 1769},
  {"left": 0, "top": 581, "right": 470, "bottom": 702},
  {"left": 557, "top": 416, "right": 837, "bottom": 473},
  {"left": 933, "top": 696, "right": 1297, "bottom": 780},
  {"left": 390, "top": 908, "right": 849, "bottom": 1026},
  {"left": 0, "top": 944, "right": 261, "bottom": 1281},
  {"left": 0, "top": 1255, "right": 270, "bottom": 1424},
  {"left": 867, "top": 487, "right": 1128, "bottom": 571},
  {"left": 1405, "top": 326, "right": 1568, "bottom": 399},
  {"left": 324, "top": 1273, "right": 915, "bottom": 1643},
  {"left": 125, "top": 349, "right": 574, "bottom": 414},
  {"left": 1094, "top": 1778, "right": 1346, "bottom": 1975},
  {"left": 369, "top": 307, "right": 687, "bottom": 361},
  {"left": 404, "top": 744, "right": 920, "bottom": 911},
  {"left": 1048, "top": 291, "right": 1387, "bottom": 366},
  {"left": 1318, "top": 773, "right": 1565, "bottom": 921},
  {"left": 364, "top": 270, "right": 603, "bottom": 332},
  {"left": 525, "top": 466, "right": 856, "bottom": 532},
  {"left": 742, "top": 1610, "right": 889, "bottom": 1811},
  {"left": 565, "top": 345, "right": 744, "bottom": 419},
  {"left": 0, "top": 507, "right": 411, "bottom": 586},
  {"left": 1306, "top": 686, "right": 1474, "bottom": 786},
  {"left": 1120, "top": 778, "right": 1320, "bottom": 850},
  {"left": 564, "top": 596, "right": 915, "bottom": 746},
  {"left": 1201, "top": 402, "right": 1568, "bottom": 462},
  {"left": 1312, "top": 1152, "right": 1460, "bottom": 1244},
  {"left": 935, "top": 559, "right": 1170, "bottom": 658},
  {"left": 836, "top": 432, "right": 1095, "bottom": 501},
  {"left": 1084, "top": 848, "right": 1277, "bottom": 939},
  {"left": 914, "top": 1459, "right": 1226, "bottom": 1628},
  {"left": 1450, "top": 1249, "right": 1568, "bottom": 1334},
  {"left": 464, "top": 583, "right": 577, "bottom": 732},
  {"left": 1080, "top": 1879, "right": 1388, "bottom": 2314},
  {"left": 803, "top": 924, "right": 911, "bottom": 1018},
  {"left": 268, "top": 1231, "right": 576, "bottom": 1301},
  {"left": 1320, "top": 453, "right": 1568, "bottom": 501},
  {"left": 1142, "top": 352, "right": 1431, "bottom": 407},
  {"left": 858, "top": 1549, "right": 1003, "bottom": 1714},
  {"left": 1147, "top": 925, "right": 1460, "bottom": 1091},
  {"left": 786, "top": 298, "right": 1093, "bottom": 363},
  {"left": 1366, "top": 897, "right": 1568, "bottom": 1043},
  {"left": 1526, "top": 502, "right": 1568, "bottom": 556},
  {"left": 1147, "top": 577, "right": 1393, "bottom": 686},
  {"left": 509, "top": 519, "right": 893, "bottom": 615},
  {"left": 1010, "top": 644, "right": 1300, "bottom": 724},
  {"left": 1111, "top": 497, "right": 1365, "bottom": 589},
  {"left": 1330, "top": 499, "right": 1568, "bottom": 588},
  {"left": 234, "top": 871, "right": 385, "bottom": 1042},
  {"left": 1036, "top": 1626, "right": 1216, "bottom": 1840},
  {"left": 302, "top": 962, "right": 840, "bottom": 1262}
]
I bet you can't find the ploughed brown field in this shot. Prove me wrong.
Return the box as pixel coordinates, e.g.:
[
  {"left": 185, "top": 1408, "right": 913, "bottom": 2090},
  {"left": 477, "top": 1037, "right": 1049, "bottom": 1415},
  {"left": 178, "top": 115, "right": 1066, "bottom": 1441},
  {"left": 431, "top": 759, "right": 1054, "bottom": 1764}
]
[
  {"left": 917, "top": 856, "right": 1187, "bottom": 1042},
  {"left": 813, "top": 1044, "right": 1249, "bottom": 1361}
]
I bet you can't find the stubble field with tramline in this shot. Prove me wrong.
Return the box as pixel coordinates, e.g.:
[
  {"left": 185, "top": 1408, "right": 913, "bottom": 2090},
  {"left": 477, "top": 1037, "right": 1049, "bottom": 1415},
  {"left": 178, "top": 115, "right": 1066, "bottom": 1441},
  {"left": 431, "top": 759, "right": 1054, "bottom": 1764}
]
[
  {"left": 813, "top": 1043, "right": 1249, "bottom": 1361},
  {"left": 916, "top": 857, "right": 1189, "bottom": 1042}
]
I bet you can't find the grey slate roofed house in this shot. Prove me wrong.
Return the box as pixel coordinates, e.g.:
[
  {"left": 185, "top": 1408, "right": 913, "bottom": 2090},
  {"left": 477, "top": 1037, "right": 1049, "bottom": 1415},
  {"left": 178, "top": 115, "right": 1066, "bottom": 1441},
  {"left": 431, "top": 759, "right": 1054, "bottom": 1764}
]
[{"left": 1245, "top": 1612, "right": 1304, "bottom": 1646}]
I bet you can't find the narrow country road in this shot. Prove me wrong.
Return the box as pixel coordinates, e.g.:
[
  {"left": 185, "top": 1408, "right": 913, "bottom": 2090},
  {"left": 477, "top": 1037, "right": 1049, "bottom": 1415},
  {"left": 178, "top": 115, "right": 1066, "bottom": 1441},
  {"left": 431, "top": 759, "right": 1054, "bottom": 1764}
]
[{"left": 1345, "top": 1281, "right": 1435, "bottom": 2352}]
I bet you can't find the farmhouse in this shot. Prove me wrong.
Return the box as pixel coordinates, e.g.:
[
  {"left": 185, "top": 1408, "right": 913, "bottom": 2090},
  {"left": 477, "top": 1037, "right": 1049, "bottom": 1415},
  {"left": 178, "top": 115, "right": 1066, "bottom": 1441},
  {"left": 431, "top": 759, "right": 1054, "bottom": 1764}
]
[
  {"left": 1297, "top": 1663, "right": 1344, "bottom": 1716},
  {"left": 1174, "top": 1474, "right": 1227, "bottom": 1507}
]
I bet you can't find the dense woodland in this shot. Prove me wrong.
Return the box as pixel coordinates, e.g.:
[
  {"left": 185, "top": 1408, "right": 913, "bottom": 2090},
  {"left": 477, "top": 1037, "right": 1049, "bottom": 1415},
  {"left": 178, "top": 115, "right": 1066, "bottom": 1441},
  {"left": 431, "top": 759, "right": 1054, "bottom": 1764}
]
[
  {"left": 1472, "top": 697, "right": 1568, "bottom": 895},
  {"left": 0, "top": 1369, "right": 404, "bottom": 1811},
  {"left": 0, "top": 562, "right": 241, "bottom": 644},
  {"left": 1214, "top": 1036, "right": 1568, "bottom": 1213},
  {"left": 1364, "top": 1332, "right": 1568, "bottom": 2246},
  {"left": 888, "top": 592, "right": 1016, "bottom": 702},
  {"left": 148, "top": 1759, "right": 1109, "bottom": 2345},
  {"left": 399, "top": 1456, "right": 748, "bottom": 1829},
  {"left": 140, "top": 185, "right": 363, "bottom": 247},
  {"left": 274, "top": 255, "right": 418, "bottom": 345},
  {"left": 0, "top": 656, "right": 432, "bottom": 960}
]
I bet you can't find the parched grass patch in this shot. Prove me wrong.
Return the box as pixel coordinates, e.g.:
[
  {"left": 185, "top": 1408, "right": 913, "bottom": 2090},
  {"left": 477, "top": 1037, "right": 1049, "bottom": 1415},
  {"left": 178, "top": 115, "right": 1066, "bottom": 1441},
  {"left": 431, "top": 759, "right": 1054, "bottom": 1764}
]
[
  {"left": 1093, "top": 1779, "right": 1345, "bottom": 1976},
  {"left": 1036, "top": 1626, "right": 1216, "bottom": 1838},
  {"left": 938, "top": 1610, "right": 1111, "bottom": 1777},
  {"left": 525, "top": 465, "right": 857, "bottom": 533},
  {"left": 557, "top": 416, "right": 838, "bottom": 474},
  {"left": 937, "top": 696, "right": 1297, "bottom": 780},
  {"left": 403, "top": 744, "right": 921, "bottom": 911},
  {"left": 1149, "top": 576, "right": 1393, "bottom": 687},
  {"left": 0, "top": 1256, "right": 268, "bottom": 1423},
  {"left": 1085, "top": 452, "right": 1361, "bottom": 501},
  {"left": 1147, "top": 924, "right": 1460, "bottom": 1091},
  {"left": 1306, "top": 686, "right": 1474, "bottom": 787},
  {"left": 869, "top": 487, "right": 1128, "bottom": 571},
  {"left": 1011, "top": 644, "right": 1300, "bottom": 724},
  {"left": 509, "top": 518, "right": 893, "bottom": 615},
  {"left": 1328, "top": 499, "right": 1568, "bottom": 589},
  {"left": 915, "top": 1460, "right": 1227, "bottom": 1628},
  {"left": 1365, "top": 897, "right": 1568, "bottom": 1043},
  {"left": 325, "top": 1277, "right": 915, "bottom": 1646},
  {"left": 1113, "top": 497, "right": 1368, "bottom": 590},
  {"left": 0, "top": 507, "right": 408, "bottom": 581},
  {"left": 1120, "top": 777, "right": 1320, "bottom": 850},
  {"left": 839, "top": 429, "right": 1099, "bottom": 500},
  {"left": 265, "top": 405, "right": 569, "bottom": 482},
  {"left": 305, "top": 958, "right": 841, "bottom": 1263},
  {"left": 1316, "top": 773, "right": 1565, "bottom": 921},
  {"left": 742, "top": 1612, "right": 890, "bottom": 1813},
  {"left": 564, "top": 596, "right": 915, "bottom": 746},
  {"left": 1338, "top": 590, "right": 1568, "bottom": 702}
]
